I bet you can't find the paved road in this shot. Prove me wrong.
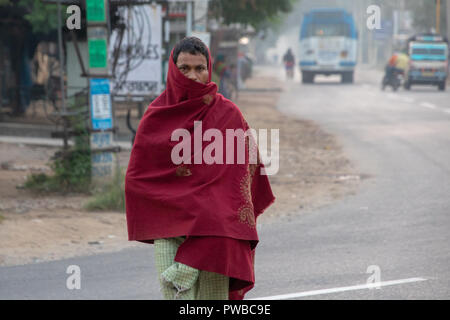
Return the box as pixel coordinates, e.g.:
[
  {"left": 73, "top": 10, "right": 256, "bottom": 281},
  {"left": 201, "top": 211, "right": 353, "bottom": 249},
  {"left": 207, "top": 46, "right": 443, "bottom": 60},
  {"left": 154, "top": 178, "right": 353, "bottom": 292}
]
[{"left": 1, "top": 66, "right": 449, "bottom": 299}]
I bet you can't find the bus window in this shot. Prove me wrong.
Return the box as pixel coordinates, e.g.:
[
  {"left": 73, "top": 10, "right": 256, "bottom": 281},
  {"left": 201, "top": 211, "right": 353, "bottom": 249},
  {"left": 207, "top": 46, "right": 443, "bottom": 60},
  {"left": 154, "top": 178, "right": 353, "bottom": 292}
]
[
  {"left": 311, "top": 11, "right": 344, "bottom": 20},
  {"left": 306, "top": 23, "right": 351, "bottom": 37}
]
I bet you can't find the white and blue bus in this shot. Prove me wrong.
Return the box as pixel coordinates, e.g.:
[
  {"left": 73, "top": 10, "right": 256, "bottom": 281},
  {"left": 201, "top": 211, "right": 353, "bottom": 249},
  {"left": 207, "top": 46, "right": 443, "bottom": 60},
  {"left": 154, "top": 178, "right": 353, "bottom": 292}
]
[{"left": 299, "top": 8, "right": 358, "bottom": 83}]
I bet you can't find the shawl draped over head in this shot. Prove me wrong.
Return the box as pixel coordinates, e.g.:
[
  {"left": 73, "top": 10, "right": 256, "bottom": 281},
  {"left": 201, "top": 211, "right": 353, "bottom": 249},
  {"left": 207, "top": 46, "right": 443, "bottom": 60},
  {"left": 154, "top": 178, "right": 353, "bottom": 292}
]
[{"left": 125, "top": 44, "right": 275, "bottom": 299}]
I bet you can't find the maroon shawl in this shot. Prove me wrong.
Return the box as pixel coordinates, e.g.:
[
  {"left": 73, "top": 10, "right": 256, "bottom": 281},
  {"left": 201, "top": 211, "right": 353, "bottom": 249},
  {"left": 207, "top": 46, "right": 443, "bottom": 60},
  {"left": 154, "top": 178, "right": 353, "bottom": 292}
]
[{"left": 125, "top": 46, "right": 275, "bottom": 299}]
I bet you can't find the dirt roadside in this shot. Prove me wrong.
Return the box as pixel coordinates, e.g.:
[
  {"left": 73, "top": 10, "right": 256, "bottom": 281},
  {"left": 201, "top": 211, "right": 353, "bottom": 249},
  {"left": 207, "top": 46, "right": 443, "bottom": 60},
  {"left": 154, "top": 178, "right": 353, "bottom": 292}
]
[{"left": 0, "top": 70, "right": 361, "bottom": 267}]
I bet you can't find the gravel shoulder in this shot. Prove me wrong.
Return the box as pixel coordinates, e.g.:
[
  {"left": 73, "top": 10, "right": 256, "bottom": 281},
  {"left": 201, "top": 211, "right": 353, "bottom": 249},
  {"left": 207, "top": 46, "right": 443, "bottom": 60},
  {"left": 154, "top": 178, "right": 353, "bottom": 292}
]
[{"left": 0, "top": 69, "right": 360, "bottom": 267}]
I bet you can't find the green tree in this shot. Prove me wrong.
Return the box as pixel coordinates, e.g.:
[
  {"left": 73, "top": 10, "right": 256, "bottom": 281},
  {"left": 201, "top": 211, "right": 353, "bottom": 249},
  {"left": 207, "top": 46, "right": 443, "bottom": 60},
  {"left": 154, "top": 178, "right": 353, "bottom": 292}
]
[
  {"left": 0, "top": 0, "right": 67, "bottom": 34},
  {"left": 409, "top": 0, "right": 447, "bottom": 35},
  {"left": 209, "top": 0, "right": 297, "bottom": 29}
]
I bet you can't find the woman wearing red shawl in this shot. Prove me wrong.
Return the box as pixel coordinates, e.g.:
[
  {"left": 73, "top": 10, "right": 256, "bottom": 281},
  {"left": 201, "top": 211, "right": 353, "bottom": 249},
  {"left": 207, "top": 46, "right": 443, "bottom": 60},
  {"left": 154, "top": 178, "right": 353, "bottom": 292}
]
[{"left": 125, "top": 37, "right": 275, "bottom": 300}]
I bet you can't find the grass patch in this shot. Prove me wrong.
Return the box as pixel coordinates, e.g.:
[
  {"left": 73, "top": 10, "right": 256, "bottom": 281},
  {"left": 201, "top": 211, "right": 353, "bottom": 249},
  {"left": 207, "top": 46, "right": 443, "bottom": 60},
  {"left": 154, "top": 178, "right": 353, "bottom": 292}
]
[
  {"left": 84, "top": 168, "right": 126, "bottom": 212},
  {"left": 23, "top": 148, "right": 91, "bottom": 194}
]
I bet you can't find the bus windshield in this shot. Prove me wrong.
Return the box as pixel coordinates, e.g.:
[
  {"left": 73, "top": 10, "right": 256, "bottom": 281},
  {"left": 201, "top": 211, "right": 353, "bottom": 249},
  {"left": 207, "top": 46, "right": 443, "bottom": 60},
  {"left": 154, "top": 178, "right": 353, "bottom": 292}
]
[
  {"left": 411, "top": 47, "right": 446, "bottom": 55},
  {"left": 305, "top": 23, "right": 351, "bottom": 37},
  {"left": 410, "top": 43, "right": 448, "bottom": 61}
]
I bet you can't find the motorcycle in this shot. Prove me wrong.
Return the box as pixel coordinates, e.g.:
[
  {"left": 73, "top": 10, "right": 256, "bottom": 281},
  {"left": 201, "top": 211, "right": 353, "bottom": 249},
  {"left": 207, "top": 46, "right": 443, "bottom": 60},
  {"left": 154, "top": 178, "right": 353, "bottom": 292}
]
[
  {"left": 285, "top": 61, "right": 295, "bottom": 80},
  {"left": 382, "top": 67, "right": 404, "bottom": 91}
]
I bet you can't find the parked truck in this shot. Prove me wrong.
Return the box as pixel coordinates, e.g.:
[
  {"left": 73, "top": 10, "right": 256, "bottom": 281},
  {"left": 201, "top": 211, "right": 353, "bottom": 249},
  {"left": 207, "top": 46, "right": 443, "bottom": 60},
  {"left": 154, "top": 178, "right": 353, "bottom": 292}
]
[{"left": 404, "top": 34, "right": 449, "bottom": 91}]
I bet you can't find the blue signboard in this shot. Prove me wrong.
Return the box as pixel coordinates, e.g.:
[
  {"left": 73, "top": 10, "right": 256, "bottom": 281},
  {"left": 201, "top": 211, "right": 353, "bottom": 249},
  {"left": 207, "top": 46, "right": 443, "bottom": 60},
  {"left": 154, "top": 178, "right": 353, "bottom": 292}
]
[{"left": 90, "top": 78, "right": 113, "bottom": 130}]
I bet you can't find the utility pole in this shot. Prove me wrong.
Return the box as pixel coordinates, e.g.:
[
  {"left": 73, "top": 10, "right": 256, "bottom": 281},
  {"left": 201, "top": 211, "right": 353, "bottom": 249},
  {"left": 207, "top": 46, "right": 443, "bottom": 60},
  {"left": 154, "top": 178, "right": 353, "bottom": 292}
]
[
  {"left": 447, "top": 0, "right": 450, "bottom": 39},
  {"left": 436, "top": 0, "right": 441, "bottom": 33},
  {"left": 86, "top": 0, "right": 119, "bottom": 188},
  {"left": 186, "top": 1, "right": 192, "bottom": 36},
  {"left": 191, "top": 0, "right": 211, "bottom": 47},
  {"left": 359, "top": 0, "right": 366, "bottom": 64},
  {"left": 56, "top": 0, "right": 68, "bottom": 150}
]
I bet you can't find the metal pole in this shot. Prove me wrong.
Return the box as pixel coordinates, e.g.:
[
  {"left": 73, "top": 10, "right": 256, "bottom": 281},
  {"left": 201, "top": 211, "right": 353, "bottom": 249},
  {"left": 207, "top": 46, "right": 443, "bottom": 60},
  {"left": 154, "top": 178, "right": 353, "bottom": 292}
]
[
  {"left": 0, "top": 44, "right": 3, "bottom": 109},
  {"left": 57, "top": 1, "right": 66, "bottom": 112},
  {"left": 357, "top": 0, "right": 363, "bottom": 64},
  {"left": 57, "top": 0, "right": 68, "bottom": 149},
  {"left": 163, "top": 2, "right": 171, "bottom": 86},
  {"left": 186, "top": 1, "right": 192, "bottom": 37},
  {"left": 447, "top": 0, "right": 450, "bottom": 40},
  {"left": 447, "top": 0, "right": 450, "bottom": 85},
  {"left": 437, "top": 0, "right": 441, "bottom": 33}
]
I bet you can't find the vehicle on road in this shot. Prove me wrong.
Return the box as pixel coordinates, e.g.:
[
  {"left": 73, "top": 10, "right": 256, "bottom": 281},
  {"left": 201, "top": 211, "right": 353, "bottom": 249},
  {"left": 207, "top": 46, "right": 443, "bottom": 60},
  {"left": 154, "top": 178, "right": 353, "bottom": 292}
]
[
  {"left": 404, "top": 34, "right": 449, "bottom": 91},
  {"left": 381, "top": 67, "right": 404, "bottom": 91},
  {"left": 299, "top": 8, "right": 358, "bottom": 84},
  {"left": 283, "top": 48, "right": 295, "bottom": 80}
]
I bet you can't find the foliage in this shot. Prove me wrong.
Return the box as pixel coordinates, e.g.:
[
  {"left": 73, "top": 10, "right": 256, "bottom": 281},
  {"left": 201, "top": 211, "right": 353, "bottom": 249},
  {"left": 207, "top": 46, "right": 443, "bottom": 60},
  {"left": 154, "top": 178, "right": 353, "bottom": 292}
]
[
  {"left": 49, "top": 147, "right": 91, "bottom": 193},
  {"left": 24, "top": 146, "right": 91, "bottom": 194},
  {"left": 24, "top": 95, "right": 91, "bottom": 194},
  {"left": 408, "top": 0, "right": 447, "bottom": 35},
  {"left": 0, "top": 0, "right": 67, "bottom": 34},
  {"left": 209, "top": 0, "right": 298, "bottom": 30}
]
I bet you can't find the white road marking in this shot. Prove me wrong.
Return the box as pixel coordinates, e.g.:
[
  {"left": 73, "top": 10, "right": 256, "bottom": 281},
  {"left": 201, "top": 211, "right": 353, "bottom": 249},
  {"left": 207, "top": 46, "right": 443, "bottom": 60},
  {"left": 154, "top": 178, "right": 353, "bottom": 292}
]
[
  {"left": 249, "top": 277, "right": 427, "bottom": 300},
  {"left": 420, "top": 102, "right": 437, "bottom": 109},
  {"left": 400, "top": 97, "right": 415, "bottom": 103},
  {"left": 386, "top": 93, "right": 397, "bottom": 100},
  {"left": 388, "top": 95, "right": 417, "bottom": 106},
  {"left": 384, "top": 92, "right": 416, "bottom": 105}
]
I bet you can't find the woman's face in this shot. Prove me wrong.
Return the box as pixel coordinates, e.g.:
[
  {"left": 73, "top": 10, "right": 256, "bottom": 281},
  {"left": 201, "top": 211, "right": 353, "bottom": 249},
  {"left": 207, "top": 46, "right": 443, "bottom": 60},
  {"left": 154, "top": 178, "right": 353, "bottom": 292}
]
[{"left": 176, "top": 52, "right": 209, "bottom": 84}]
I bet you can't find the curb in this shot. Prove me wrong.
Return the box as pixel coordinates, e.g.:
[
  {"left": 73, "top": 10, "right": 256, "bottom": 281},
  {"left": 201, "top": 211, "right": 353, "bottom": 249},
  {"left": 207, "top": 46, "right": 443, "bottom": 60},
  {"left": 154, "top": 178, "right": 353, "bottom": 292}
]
[{"left": 0, "top": 135, "right": 132, "bottom": 150}]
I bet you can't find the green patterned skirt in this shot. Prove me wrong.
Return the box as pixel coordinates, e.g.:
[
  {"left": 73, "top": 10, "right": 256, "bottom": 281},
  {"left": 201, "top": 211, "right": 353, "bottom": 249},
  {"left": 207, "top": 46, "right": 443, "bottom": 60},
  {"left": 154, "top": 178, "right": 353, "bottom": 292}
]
[{"left": 154, "top": 236, "right": 229, "bottom": 300}]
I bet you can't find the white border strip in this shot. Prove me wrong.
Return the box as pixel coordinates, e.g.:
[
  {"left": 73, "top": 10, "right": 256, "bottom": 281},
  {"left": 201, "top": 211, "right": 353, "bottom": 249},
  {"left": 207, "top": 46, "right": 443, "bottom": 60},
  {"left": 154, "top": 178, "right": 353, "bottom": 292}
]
[
  {"left": 420, "top": 102, "right": 437, "bottom": 109},
  {"left": 249, "top": 277, "right": 427, "bottom": 300}
]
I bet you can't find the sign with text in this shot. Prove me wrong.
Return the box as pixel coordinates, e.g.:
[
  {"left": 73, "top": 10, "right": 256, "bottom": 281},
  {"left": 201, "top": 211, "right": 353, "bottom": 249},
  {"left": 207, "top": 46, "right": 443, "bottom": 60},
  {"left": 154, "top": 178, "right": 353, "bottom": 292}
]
[
  {"left": 88, "top": 38, "right": 108, "bottom": 68},
  {"left": 90, "top": 78, "right": 113, "bottom": 130},
  {"left": 86, "top": 0, "right": 106, "bottom": 23},
  {"left": 109, "top": 4, "right": 162, "bottom": 97},
  {"left": 90, "top": 131, "right": 116, "bottom": 182}
]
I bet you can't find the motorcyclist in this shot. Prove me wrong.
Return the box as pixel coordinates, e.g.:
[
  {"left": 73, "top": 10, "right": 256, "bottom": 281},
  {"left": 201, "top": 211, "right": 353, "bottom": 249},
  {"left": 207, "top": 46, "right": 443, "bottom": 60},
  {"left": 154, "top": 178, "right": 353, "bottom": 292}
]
[
  {"left": 384, "top": 51, "right": 409, "bottom": 83},
  {"left": 395, "top": 51, "right": 409, "bottom": 73},
  {"left": 283, "top": 48, "right": 295, "bottom": 79}
]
